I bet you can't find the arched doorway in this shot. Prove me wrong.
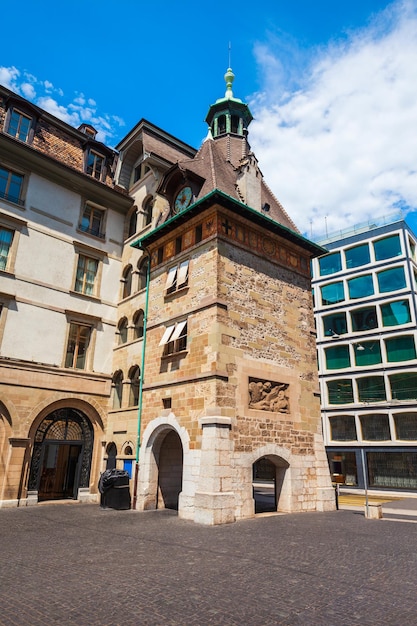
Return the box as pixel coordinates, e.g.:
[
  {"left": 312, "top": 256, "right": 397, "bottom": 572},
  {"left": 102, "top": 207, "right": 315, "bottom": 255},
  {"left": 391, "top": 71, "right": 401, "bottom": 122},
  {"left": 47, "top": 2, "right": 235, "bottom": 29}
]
[
  {"left": 252, "top": 455, "right": 289, "bottom": 514},
  {"left": 157, "top": 430, "right": 183, "bottom": 510},
  {"left": 28, "top": 408, "right": 93, "bottom": 502}
]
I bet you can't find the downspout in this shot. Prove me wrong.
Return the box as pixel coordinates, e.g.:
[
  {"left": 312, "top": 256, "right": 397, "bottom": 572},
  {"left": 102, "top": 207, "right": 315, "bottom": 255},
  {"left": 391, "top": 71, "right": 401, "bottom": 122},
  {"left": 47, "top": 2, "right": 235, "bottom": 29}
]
[{"left": 132, "top": 246, "right": 151, "bottom": 509}]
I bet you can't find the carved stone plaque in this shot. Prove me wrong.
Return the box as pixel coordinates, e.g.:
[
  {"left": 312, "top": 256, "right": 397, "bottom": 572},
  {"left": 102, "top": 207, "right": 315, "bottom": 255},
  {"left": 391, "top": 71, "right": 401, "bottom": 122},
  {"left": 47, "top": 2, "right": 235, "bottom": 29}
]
[{"left": 248, "top": 377, "right": 290, "bottom": 413}]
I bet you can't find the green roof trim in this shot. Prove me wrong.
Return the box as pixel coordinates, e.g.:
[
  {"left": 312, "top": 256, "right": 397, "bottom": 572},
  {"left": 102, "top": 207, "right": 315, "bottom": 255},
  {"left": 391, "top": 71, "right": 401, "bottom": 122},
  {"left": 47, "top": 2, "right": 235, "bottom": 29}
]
[{"left": 131, "top": 188, "right": 326, "bottom": 257}]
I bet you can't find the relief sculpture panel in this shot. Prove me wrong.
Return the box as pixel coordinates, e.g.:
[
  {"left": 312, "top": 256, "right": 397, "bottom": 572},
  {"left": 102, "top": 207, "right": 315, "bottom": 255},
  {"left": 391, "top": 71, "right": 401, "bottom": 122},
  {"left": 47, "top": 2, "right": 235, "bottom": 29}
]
[{"left": 248, "top": 378, "right": 290, "bottom": 413}]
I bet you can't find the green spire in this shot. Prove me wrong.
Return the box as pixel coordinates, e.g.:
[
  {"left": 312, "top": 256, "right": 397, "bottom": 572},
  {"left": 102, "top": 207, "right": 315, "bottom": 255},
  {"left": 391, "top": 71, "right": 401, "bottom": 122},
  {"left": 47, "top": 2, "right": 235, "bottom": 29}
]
[{"left": 224, "top": 67, "right": 235, "bottom": 99}]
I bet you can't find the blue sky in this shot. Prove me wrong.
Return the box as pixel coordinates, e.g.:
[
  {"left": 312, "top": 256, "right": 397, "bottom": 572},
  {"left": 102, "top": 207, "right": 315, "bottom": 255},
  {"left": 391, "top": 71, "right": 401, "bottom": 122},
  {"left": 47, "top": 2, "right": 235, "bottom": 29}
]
[{"left": 2, "top": 0, "right": 417, "bottom": 238}]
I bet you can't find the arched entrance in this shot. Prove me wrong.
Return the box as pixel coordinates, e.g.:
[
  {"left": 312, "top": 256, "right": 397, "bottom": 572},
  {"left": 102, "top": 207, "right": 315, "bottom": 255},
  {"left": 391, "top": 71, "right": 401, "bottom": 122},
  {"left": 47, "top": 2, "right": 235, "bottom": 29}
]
[
  {"left": 28, "top": 408, "right": 93, "bottom": 501},
  {"left": 157, "top": 430, "right": 183, "bottom": 511},
  {"left": 252, "top": 455, "right": 289, "bottom": 514}
]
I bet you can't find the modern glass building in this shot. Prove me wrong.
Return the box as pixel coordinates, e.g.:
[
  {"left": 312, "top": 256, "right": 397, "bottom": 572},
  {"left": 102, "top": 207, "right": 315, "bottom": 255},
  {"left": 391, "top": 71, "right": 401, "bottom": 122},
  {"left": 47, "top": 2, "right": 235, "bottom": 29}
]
[{"left": 312, "top": 217, "right": 417, "bottom": 493}]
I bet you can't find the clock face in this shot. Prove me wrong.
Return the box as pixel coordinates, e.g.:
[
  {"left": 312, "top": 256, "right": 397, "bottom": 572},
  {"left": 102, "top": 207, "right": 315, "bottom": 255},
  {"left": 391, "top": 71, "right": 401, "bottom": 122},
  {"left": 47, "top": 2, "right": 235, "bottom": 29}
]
[{"left": 174, "top": 186, "right": 193, "bottom": 212}]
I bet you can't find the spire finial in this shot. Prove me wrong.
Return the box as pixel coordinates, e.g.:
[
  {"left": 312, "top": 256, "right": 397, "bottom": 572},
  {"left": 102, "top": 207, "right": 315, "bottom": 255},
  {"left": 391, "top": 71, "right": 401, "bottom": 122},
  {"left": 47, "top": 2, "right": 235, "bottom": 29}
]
[{"left": 224, "top": 44, "right": 235, "bottom": 100}]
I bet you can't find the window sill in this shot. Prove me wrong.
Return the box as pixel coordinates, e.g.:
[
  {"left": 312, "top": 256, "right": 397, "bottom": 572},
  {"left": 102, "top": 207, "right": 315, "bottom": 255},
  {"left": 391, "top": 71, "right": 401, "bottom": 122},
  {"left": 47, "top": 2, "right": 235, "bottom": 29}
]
[
  {"left": 70, "top": 290, "right": 101, "bottom": 303},
  {"left": 161, "top": 349, "right": 188, "bottom": 360},
  {"left": 164, "top": 285, "right": 189, "bottom": 299}
]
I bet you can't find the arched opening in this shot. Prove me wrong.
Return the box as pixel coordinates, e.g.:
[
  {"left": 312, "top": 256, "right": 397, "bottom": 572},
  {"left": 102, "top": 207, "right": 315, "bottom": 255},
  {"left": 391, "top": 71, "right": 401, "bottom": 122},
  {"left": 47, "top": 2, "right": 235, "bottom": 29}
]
[
  {"left": 133, "top": 309, "right": 144, "bottom": 339},
  {"left": 112, "top": 371, "right": 124, "bottom": 409},
  {"left": 156, "top": 430, "right": 183, "bottom": 511},
  {"left": 28, "top": 408, "right": 94, "bottom": 502},
  {"left": 106, "top": 442, "right": 117, "bottom": 470},
  {"left": 138, "top": 258, "right": 149, "bottom": 291},
  {"left": 122, "top": 265, "right": 133, "bottom": 299},
  {"left": 252, "top": 455, "right": 289, "bottom": 514}
]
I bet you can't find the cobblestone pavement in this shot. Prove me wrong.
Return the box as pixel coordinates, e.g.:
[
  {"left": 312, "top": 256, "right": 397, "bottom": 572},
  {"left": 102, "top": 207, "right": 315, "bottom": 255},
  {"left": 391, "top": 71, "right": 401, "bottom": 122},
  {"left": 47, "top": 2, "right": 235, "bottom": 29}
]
[{"left": 0, "top": 504, "right": 416, "bottom": 626}]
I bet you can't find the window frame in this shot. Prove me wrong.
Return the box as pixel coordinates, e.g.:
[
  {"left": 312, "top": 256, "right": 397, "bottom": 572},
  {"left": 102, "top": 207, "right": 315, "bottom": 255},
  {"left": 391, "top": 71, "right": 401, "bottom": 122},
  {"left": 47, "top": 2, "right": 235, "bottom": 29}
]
[
  {"left": 6, "top": 108, "right": 33, "bottom": 142},
  {"left": 159, "top": 320, "right": 188, "bottom": 356},
  {"left": 72, "top": 243, "right": 105, "bottom": 299},
  {"left": 0, "top": 163, "right": 26, "bottom": 206},
  {"left": 0, "top": 213, "right": 26, "bottom": 274},
  {"left": 86, "top": 149, "right": 106, "bottom": 181},
  {"left": 165, "top": 259, "right": 190, "bottom": 296},
  {"left": 78, "top": 202, "right": 106, "bottom": 240},
  {"left": 63, "top": 311, "right": 99, "bottom": 371}
]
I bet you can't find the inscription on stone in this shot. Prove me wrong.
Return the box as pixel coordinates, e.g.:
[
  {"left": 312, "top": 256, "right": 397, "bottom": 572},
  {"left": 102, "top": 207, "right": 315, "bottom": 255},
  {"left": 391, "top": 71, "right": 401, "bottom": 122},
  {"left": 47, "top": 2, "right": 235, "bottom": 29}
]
[{"left": 248, "top": 378, "right": 290, "bottom": 413}]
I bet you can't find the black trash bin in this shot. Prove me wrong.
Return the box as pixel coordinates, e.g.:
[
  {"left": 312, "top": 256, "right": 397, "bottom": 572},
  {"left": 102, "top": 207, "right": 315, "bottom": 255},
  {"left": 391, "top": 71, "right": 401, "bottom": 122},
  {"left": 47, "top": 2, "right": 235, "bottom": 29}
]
[{"left": 99, "top": 469, "right": 131, "bottom": 510}]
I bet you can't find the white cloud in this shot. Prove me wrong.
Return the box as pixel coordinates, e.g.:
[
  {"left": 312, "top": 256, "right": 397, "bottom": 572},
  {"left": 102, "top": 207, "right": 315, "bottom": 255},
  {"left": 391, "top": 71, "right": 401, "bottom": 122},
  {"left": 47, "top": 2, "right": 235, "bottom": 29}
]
[
  {"left": 249, "top": 0, "right": 417, "bottom": 238},
  {"left": 0, "top": 67, "right": 125, "bottom": 145}
]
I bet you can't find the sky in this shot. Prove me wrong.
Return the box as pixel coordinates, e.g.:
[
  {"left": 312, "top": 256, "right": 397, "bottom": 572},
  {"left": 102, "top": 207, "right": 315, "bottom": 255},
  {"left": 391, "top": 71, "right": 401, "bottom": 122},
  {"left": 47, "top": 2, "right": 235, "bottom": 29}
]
[{"left": 1, "top": 0, "right": 417, "bottom": 239}]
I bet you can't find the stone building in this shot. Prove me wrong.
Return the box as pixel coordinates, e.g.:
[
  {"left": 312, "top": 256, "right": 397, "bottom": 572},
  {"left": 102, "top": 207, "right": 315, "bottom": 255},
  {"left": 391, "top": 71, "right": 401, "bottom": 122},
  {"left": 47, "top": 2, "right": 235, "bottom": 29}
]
[
  {"left": 0, "top": 69, "right": 335, "bottom": 521},
  {"left": 0, "top": 85, "right": 132, "bottom": 506},
  {"left": 128, "top": 68, "right": 335, "bottom": 523}
]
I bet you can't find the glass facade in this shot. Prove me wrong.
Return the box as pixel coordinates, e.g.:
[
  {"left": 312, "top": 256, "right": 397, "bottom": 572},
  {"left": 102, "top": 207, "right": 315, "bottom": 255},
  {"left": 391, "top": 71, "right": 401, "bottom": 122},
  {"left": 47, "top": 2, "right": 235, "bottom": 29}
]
[
  {"left": 381, "top": 300, "right": 411, "bottom": 326},
  {"left": 347, "top": 274, "right": 374, "bottom": 299},
  {"left": 354, "top": 341, "right": 382, "bottom": 366},
  {"left": 330, "top": 415, "right": 357, "bottom": 441},
  {"left": 367, "top": 451, "right": 417, "bottom": 489},
  {"left": 321, "top": 282, "right": 345, "bottom": 306},
  {"left": 385, "top": 336, "right": 416, "bottom": 362},
  {"left": 394, "top": 413, "right": 417, "bottom": 440},
  {"left": 325, "top": 345, "right": 350, "bottom": 369},
  {"left": 357, "top": 376, "right": 386, "bottom": 402},
  {"left": 319, "top": 251, "right": 342, "bottom": 276},
  {"left": 373, "top": 234, "right": 402, "bottom": 261},
  {"left": 377, "top": 266, "right": 406, "bottom": 293},
  {"left": 351, "top": 306, "right": 377, "bottom": 332},
  {"left": 327, "top": 379, "right": 354, "bottom": 404},
  {"left": 345, "top": 243, "right": 370, "bottom": 269},
  {"left": 323, "top": 312, "right": 347, "bottom": 336},
  {"left": 360, "top": 414, "right": 391, "bottom": 440},
  {"left": 390, "top": 373, "right": 417, "bottom": 400}
]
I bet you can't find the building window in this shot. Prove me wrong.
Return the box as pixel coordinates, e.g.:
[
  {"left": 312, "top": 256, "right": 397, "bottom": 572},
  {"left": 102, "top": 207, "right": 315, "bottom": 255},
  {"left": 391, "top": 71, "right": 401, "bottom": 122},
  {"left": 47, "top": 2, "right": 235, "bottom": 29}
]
[
  {"left": 128, "top": 208, "right": 137, "bottom": 238},
  {"left": 122, "top": 265, "right": 133, "bottom": 299},
  {"left": 143, "top": 197, "right": 153, "bottom": 227},
  {"left": 350, "top": 305, "right": 377, "bottom": 332},
  {"left": 347, "top": 274, "right": 374, "bottom": 299},
  {"left": 367, "top": 451, "right": 417, "bottom": 489},
  {"left": 327, "top": 379, "right": 354, "bottom": 404},
  {"left": 112, "top": 371, "right": 123, "bottom": 409},
  {"left": 159, "top": 320, "right": 188, "bottom": 355},
  {"left": 354, "top": 341, "right": 382, "bottom": 366},
  {"left": 65, "top": 323, "right": 91, "bottom": 369},
  {"left": 325, "top": 345, "right": 350, "bottom": 369},
  {"left": 138, "top": 258, "right": 149, "bottom": 291},
  {"left": 75, "top": 255, "right": 98, "bottom": 296},
  {"left": 133, "top": 310, "right": 144, "bottom": 339},
  {"left": 394, "top": 413, "right": 417, "bottom": 440},
  {"left": 357, "top": 376, "right": 386, "bottom": 403},
  {"left": 320, "top": 281, "right": 344, "bottom": 306},
  {"left": 195, "top": 224, "right": 203, "bottom": 244},
  {"left": 322, "top": 312, "right": 347, "bottom": 337},
  {"left": 79, "top": 204, "right": 105, "bottom": 239},
  {"left": 165, "top": 260, "right": 189, "bottom": 295},
  {"left": 86, "top": 150, "right": 105, "bottom": 180},
  {"left": 218, "top": 114, "right": 226, "bottom": 135},
  {"left": 360, "top": 414, "right": 391, "bottom": 440},
  {"left": 329, "top": 415, "right": 357, "bottom": 441},
  {"left": 390, "top": 373, "right": 417, "bottom": 400},
  {"left": 377, "top": 266, "right": 406, "bottom": 293},
  {"left": 6, "top": 109, "right": 32, "bottom": 142},
  {"left": 118, "top": 318, "right": 128, "bottom": 345},
  {"left": 0, "top": 227, "right": 14, "bottom": 271},
  {"left": 381, "top": 300, "right": 411, "bottom": 326},
  {"left": 385, "top": 336, "right": 416, "bottom": 362},
  {"left": 0, "top": 166, "right": 24, "bottom": 205},
  {"left": 373, "top": 234, "right": 402, "bottom": 261},
  {"left": 128, "top": 365, "right": 140, "bottom": 406},
  {"left": 345, "top": 243, "right": 370, "bottom": 269},
  {"left": 318, "top": 251, "right": 342, "bottom": 276}
]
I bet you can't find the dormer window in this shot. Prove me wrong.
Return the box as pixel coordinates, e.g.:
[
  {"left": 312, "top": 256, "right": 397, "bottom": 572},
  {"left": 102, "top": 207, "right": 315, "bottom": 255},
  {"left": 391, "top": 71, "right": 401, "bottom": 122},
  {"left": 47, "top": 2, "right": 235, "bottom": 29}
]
[
  {"left": 86, "top": 150, "right": 105, "bottom": 180},
  {"left": 6, "top": 109, "right": 32, "bottom": 142},
  {"left": 78, "top": 124, "right": 97, "bottom": 139}
]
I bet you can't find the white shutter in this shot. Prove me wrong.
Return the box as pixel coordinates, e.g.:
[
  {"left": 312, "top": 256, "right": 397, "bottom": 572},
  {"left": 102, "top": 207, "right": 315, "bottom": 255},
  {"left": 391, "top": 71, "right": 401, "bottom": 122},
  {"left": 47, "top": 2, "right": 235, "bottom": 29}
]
[
  {"left": 170, "top": 320, "right": 187, "bottom": 342},
  {"left": 165, "top": 266, "right": 177, "bottom": 290},
  {"left": 177, "top": 260, "right": 189, "bottom": 287},
  {"left": 159, "top": 324, "right": 175, "bottom": 346}
]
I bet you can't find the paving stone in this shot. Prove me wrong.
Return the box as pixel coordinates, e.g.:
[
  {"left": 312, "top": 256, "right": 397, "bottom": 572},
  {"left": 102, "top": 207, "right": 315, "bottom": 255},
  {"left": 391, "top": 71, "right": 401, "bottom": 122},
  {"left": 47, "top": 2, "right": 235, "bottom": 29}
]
[{"left": 0, "top": 505, "right": 416, "bottom": 625}]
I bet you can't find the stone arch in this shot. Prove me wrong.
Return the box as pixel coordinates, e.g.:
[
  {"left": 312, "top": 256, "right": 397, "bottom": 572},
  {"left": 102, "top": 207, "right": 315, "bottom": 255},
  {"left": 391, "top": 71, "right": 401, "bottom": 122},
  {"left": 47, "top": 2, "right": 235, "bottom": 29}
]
[
  {"left": 234, "top": 444, "right": 293, "bottom": 517},
  {"left": 136, "top": 413, "right": 190, "bottom": 512},
  {"left": 25, "top": 397, "right": 106, "bottom": 503}
]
